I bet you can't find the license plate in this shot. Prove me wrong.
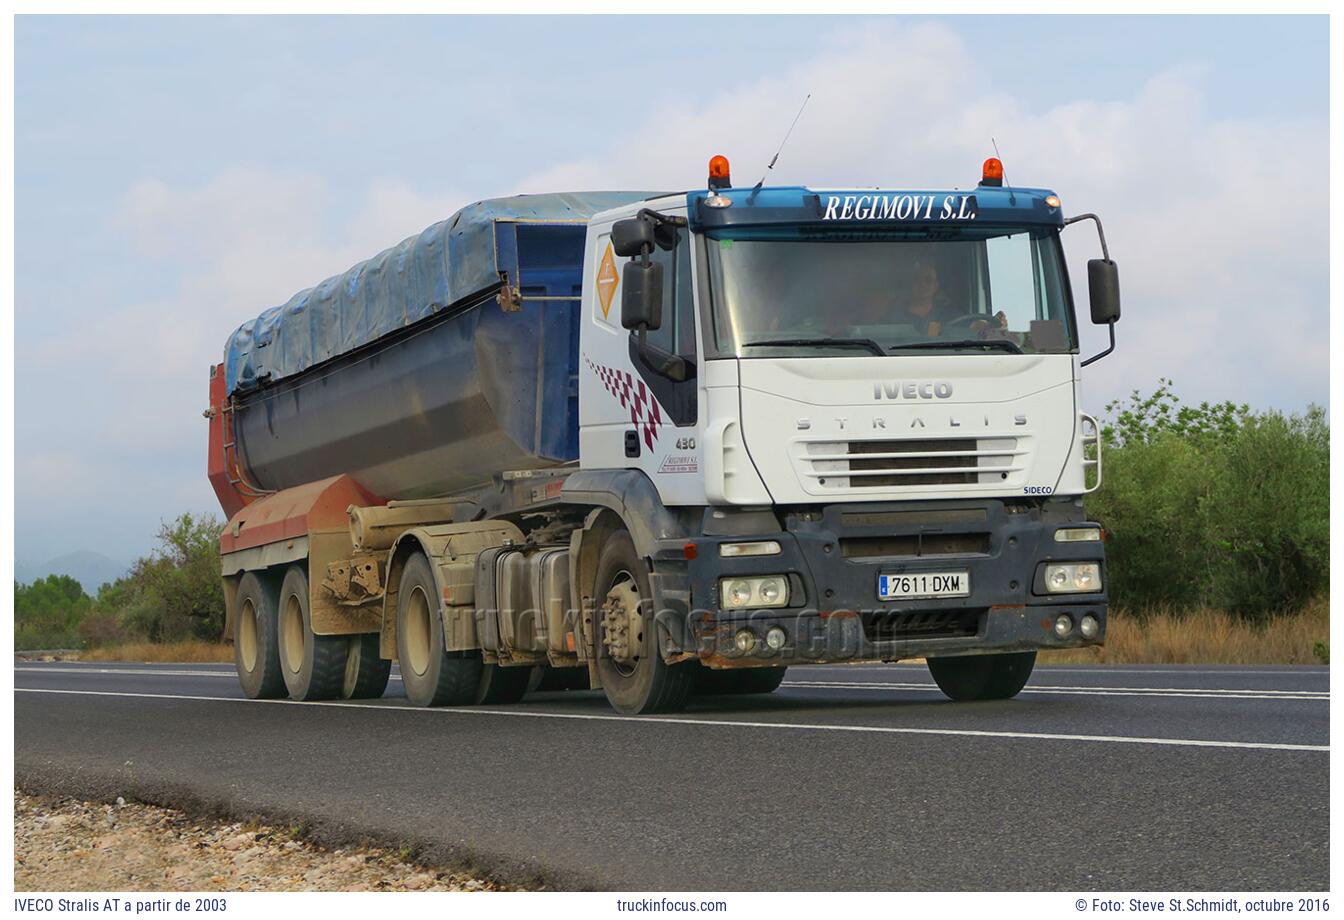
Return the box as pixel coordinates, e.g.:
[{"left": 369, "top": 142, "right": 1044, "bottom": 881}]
[{"left": 878, "top": 571, "right": 970, "bottom": 600}]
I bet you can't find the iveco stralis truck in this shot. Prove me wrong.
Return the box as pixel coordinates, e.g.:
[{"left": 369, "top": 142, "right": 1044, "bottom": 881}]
[{"left": 207, "top": 155, "right": 1120, "bottom": 714}]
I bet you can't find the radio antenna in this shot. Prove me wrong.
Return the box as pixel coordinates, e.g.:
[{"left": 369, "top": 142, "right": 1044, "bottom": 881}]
[
  {"left": 991, "top": 137, "right": 1016, "bottom": 204},
  {"left": 751, "top": 94, "right": 811, "bottom": 197}
]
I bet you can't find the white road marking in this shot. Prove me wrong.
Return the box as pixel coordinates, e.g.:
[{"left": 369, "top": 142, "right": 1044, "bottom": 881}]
[
  {"left": 783, "top": 680, "right": 1329, "bottom": 701},
  {"left": 15, "top": 687, "right": 1328, "bottom": 753},
  {"left": 15, "top": 667, "right": 1326, "bottom": 700}
]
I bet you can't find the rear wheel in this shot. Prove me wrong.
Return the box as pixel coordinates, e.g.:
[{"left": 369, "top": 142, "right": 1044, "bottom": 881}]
[
  {"left": 474, "top": 661, "right": 531, "bottom": 704},
  {"left": 396, "top": 552, "right": 480, "bottom": 706},
  {"left": 593, "top": 530, "right": 694, "bottom": 715},
  {"left": 342, "top": 633, "right": 391, "bottom": 700},
  {"left": 277, "top": 566, "right": 345, "bottom": 701},
  {"left": 927, "top": 651, "right": 1036, "bottom": 701},
  {"left": 233, "top": 571, "right": 285, "bottom": 700}
]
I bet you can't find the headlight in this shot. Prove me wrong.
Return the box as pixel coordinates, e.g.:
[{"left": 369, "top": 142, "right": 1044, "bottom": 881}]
[
  {"left": 1055, "top": 527, "right": 1102, "bottom": 543},
  {"left": 719, "top": 540, "right": 782, "bottom": 558},
  {"left": 1042, "top": 563, "right": 1102, "bottom": 594},
  {"left": 720, "top": 575, "right": 790, "bottom": 609}
]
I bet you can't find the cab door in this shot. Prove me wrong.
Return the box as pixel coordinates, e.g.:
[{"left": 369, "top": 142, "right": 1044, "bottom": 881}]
[{"left": 578, "top": 214, "right": 703, "bottom": 505}]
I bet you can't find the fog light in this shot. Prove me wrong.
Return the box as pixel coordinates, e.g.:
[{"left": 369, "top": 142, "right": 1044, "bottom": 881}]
[
  {"left": 765, "top": 626, "right": 787, "bottom": 650},
  {"left": 735, "top": 629, "right": 757, "bottom": 653},
  {"left": 1080, "top": 614, "right": 1100, "bottom": 639},
  {"left": 1054, "top": 614, "right": 1073, "bottom": 638}
]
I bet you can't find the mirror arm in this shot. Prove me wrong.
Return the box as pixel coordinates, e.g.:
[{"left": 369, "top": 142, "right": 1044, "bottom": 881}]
[
  {"left": 1080, "top": 320, "right": 1116, "bottom": 368},
  {"left": 637, "top": 208, "right": 688, "bottom": 228},
  {"left": 1063, "top": 213, "right": 1111, "bottom": 262}
]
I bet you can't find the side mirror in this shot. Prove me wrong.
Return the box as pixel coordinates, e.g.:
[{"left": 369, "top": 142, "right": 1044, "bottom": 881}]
[
  {"left": 620, "top": 260, "right": 663, "bottom": 331},
  {"left": 611, "top": 218, "right": 655, "bottom": 258},
  {"left": 1087, "top": 258, "right": 1121, "bottom": 325}
]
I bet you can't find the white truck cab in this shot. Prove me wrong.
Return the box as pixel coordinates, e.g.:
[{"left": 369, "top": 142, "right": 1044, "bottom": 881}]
[{"left": 568, "top": 156, "right": 1118, "bottom": 706}]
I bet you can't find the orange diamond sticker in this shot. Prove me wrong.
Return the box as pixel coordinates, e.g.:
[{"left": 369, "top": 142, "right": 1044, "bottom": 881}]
[{"left": 596, "top": 242, "right": 619, "bottom": 319}]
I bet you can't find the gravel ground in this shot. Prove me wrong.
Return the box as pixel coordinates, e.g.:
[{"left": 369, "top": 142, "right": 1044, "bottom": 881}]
[{"left": 14, "top": 789, "right": 508, "bottom": 892}]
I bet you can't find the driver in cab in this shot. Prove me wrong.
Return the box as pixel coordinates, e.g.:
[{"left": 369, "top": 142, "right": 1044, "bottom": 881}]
[{"left": 895, "top": 260, "right": 1008, "bottom": 338}]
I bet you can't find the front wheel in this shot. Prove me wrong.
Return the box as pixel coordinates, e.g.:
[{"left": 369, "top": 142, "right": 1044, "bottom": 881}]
[
  {"left": 593, "top": 530, "right": 694, "bottom": 715},
  {"left": 926, "top": 651, "right": 1036, "bottom": 701}
]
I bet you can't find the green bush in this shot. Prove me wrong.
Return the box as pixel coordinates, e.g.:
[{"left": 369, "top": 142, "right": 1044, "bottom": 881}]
[
  {"left": 1089, "top": 380, "right": 1328, "bottom": 619},
  {"left": 15, "top": 574, "right": 91, "bottom": 649},
  {"left": 15, "top": 514, "right": 225, "bottom": 649},
  {"left": 95, "top": 513, "right": 225, "bottom": 642}
]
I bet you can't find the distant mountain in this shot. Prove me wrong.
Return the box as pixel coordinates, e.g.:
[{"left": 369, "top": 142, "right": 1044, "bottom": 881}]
[{"left": 14, "top": 550, "right": 129, "bottom": 595}]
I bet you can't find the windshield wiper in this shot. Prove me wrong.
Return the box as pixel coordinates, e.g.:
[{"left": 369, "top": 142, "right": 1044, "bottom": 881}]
[
  {"left": 741, "top": 337, "right": 886, "bottom": 357},
  {"left": 891, "top": 338, "right": 1024, "bottom": 355}
]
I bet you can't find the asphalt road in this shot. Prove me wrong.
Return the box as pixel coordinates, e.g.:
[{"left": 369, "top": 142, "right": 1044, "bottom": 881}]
[{"left": 14, "top": 660, "right": 1329, "bottom": 891}]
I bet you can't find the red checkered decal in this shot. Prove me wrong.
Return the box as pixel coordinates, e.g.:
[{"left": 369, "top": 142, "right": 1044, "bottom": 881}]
[{"left": 585, "top": 355, "right": 664, "bottom": 450}]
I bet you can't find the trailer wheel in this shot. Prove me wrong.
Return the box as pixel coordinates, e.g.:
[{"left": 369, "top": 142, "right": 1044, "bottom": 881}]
[
  {"left": 276, "top": 566, "right": 345, "bottom": 701},
  {"left": 342, "top": 633, "right": 391, "bottom": 700},
  {"left": 927, "top": 651, "right": 1036, "bottom": 701},
  {"left": 396, "top": 552, "right": 481, "bottom": 706},
  {"left": 593, "top": 530, "right": 694, "bottom": 715},
  {"left": 695, "top": 666, "right": 788, "bottom": 696},
  {"left": 234, "top": 571, "right": 285, "bottom": 700}
]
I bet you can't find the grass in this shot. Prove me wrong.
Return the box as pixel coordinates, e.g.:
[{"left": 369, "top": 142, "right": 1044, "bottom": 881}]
[
  {"left": 80, "top": 641, "right": 234, "bottom": 663},
  {"left": 1039, "top": 597, "right": 1329, "bottom": 665}
]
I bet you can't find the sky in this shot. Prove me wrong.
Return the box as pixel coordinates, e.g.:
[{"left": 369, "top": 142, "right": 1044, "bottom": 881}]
[{"left": 14, "top": 14, "right": 1330, "bottom": 566}]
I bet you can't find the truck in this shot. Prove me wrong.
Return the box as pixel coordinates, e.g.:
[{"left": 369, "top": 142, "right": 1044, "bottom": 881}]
[{"left": 206, "top": 155, "right": 1120, "bottom": 715}]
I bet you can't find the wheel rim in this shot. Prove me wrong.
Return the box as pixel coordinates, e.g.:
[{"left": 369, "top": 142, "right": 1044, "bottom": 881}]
[
  {"left": 238, "top": 597, "right": 258, "bottom": 672},
  {"left": 281, "top": 593, "right": 305, "bottom": 674},
  {"left": 403, "top": 586, "right": 432, "bottom": 677},
  {"left": 603, "top": 570, "right": 642, "bottom": 679}
]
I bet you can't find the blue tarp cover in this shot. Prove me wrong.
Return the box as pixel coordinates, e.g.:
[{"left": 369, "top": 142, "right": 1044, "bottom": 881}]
[{"left": 223, "top": 191, "right": 657, "bottom": 396}]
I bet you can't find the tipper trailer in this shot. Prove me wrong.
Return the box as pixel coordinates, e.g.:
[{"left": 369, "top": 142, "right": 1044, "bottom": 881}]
[{"left": 207, "top": 156, "right": 1121, "bottom": 714}]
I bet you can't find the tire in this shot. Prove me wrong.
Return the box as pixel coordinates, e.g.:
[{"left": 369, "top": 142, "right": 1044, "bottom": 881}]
[
  {"left": 695, "top": 666, "right": 787, "bottom": 696},
  {"left": 927, "top": 651, "right": 1036, "bottom": 701},
  {"left": 474, "top": 661, "right": 531, "bottom": 705},
  {"left": 593, "top": 530, "right": 694, "bottom": 715},
  {"left": 342, "top": 633, "right": 391, "bottom": 700},
  {"left": 396, "top": 552, "right": 481, "bottom": 707},
  {"left": 233, "top": 571, "right": 285, "bottom": 700},
  {"left": 277, "top": 565, "right": 345, "bottom": 701}
]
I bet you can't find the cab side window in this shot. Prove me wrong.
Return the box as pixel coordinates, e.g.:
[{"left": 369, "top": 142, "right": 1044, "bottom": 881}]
[
  {"left": 628, "top": 227, "right": 697, "bottom": 426},
  {"left": 643, "top": 229, "right": 696, "bottom": 359}
]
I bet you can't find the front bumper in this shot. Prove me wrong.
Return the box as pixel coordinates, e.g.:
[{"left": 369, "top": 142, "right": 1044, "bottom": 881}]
[{"left": 684, "top": 499, "right": 1107, "bottom": 667}]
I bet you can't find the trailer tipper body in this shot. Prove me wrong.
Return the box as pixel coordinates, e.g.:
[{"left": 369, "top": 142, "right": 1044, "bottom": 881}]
[{"left": 208, "top": 158, "right": 1121, "bottom": 714}]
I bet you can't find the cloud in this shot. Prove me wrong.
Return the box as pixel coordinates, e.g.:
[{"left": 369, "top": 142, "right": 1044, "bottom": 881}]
[
  {"left": 512, "top": 21, "right": 1327, "bottom": 413},
  {"left": 15, "top": 19, "right": 1327, "bottom": 563}
]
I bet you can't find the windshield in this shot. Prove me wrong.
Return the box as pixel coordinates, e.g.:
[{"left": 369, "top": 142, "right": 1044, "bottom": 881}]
[{"left": 703, "top": 228, "right": 1076, "bottom": 357}]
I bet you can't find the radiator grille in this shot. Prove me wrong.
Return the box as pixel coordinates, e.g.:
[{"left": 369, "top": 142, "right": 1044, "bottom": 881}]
[{"left": 800, "top": 436, "right": 1024, "bottom": 490}]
